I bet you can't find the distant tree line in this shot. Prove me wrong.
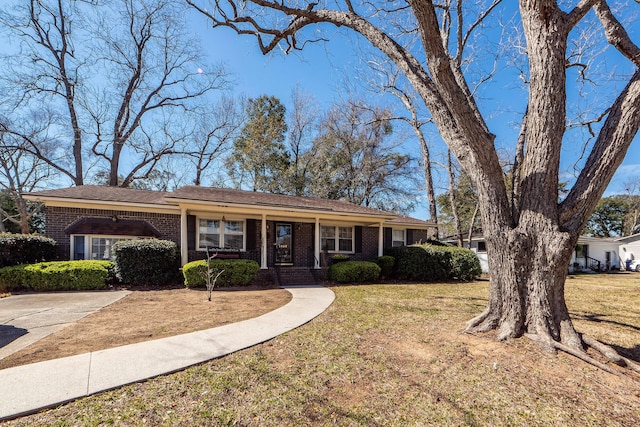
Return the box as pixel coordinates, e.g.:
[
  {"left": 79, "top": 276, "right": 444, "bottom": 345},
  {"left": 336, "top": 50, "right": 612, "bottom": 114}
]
[{"left": 0, "top": 1, "right": 422, "bottom": 232}]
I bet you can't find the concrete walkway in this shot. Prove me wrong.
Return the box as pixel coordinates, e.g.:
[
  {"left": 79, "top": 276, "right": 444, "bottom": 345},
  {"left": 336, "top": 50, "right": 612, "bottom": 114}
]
[
  {"left": 0, "top": 285, "right": 335, "bottom": 421},
  {"left": 0, "top": 291, "right": 131, "bottom": 360}
]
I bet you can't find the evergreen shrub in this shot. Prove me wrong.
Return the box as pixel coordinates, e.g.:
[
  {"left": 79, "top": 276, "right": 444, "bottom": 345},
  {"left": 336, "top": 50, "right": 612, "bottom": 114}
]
[
  {"left": 0, "top": 260, "right": 113, "bottom": 292},
  {"left": 441, "top": 246, "right": 482, "bottom": 280},
  {"left": 112, "top": 239, "right": 181, "bottom": 286},
  {"left": 183, "top": 259, "right": 260, "bottom": 288},
  {"left": 385, "top": 245, "right": 450, "bottom": 281},
  {"left": 375, "top": 255, "right": 395, "bottom": 278},
  {"left": 386, "top": 243, "right": 480, "bottom": 281},
  {"left": 0, "top": 233, "right": 56, "bottom": 268},
  {"left": 328, "top": 260, "right": 381, "bottom": 283}
]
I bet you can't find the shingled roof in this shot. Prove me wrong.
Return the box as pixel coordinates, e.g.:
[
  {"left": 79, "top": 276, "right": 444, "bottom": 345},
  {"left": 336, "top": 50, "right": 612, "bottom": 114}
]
[
  {"left": 167, "top": 186, "right": 396, "bottom": 218},
  {"left": 26, "top": 186, "right": 169, "bottom": 205},
  {"left": 26, "top": 185, "right": 436, "bottom": 227}
]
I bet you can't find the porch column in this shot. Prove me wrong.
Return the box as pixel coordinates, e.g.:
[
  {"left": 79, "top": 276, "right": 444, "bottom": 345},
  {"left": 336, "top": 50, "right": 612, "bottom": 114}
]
[
  {"left": 314, "top": 217, "right": 321, "bottom": 269},
  {"left": 180, "top": 207, "right": 188, "bottom": 266},
  {"left": 378, "top": 222, "right": 384, "bottom": 257},
  {"left": 261, "top": 213, "right": 268, "bottom": 269}
]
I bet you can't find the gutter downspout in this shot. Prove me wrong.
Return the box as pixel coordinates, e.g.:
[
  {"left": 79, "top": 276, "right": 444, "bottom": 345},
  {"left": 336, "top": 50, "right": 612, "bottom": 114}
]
[
  {"left": 180, "top": 207, "right": 188, "bottom": 266},
  {"left": 314, "top": 217, "right": 321, "bottom": 269},
  {"left": 261, "top": 214, "right": 268, "bottom": 269}
]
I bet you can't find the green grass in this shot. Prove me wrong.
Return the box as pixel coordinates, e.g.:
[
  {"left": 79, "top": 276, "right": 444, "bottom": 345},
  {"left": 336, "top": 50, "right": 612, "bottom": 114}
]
[{"left": 7, "top": 274, "right": 640, "bottom": 426}]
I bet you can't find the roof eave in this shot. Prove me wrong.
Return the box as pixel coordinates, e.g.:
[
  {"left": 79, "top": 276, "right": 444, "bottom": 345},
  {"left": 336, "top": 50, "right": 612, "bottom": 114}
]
[
  {"left": 165, "top": 196, "right": 397, "bottom": 221},
  {"left": 23, "top": 194, "right": 179, "bottom": 213}
]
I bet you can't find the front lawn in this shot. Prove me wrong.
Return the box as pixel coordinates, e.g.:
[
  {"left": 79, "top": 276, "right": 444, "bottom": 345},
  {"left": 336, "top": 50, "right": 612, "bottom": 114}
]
[{"left": 6, "top": 273, "right": 640, "bottom": 426}]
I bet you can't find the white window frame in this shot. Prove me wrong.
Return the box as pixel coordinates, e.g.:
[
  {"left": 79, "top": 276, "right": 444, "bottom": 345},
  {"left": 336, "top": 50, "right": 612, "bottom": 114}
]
[
  {"left": 320, "top": 224, "right": 355, "bottom": 254},
  {"left": 392, "top": 228, "right": 406, "bottom": 247},
  {"left": 196, "top": 217, "right": 246, "bottom": 252},
  {"left": 70, "top": 234, "right": 139, "bottom": 261}
]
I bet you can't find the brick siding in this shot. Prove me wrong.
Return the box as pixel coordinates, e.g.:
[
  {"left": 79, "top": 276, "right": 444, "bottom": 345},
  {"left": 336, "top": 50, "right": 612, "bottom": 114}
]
[
  {"left": 45, "top": 205, "right": 432, "bottom": 266},
  {"left": 45, "top": 206, "right": 181, "bottom": 260}
]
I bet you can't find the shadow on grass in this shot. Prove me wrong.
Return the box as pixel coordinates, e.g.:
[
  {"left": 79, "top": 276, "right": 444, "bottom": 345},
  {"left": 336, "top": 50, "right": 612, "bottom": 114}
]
[
  {"left": 0, "top": 325, "right": 28, "bottom": 349},
  {"left": 571, "top": 312, "right": 640, "bottom": 332},
  {"left": 608, "top": 343, "right": 640, "bottom": 363}
]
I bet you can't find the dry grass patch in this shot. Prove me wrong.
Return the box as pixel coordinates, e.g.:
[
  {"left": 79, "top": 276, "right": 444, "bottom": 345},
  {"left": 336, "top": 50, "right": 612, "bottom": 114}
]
[
  {"left": 0, "top": 287, "right": 291, "bottom": 370},
  {"left": 4, "top": 274, "right": 640, "bottom": 426}
]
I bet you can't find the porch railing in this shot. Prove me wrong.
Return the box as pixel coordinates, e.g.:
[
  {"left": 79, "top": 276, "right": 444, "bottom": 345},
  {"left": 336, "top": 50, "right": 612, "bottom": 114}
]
[{"left": 586, "top": 256, "right": 601, "bottom": 272}]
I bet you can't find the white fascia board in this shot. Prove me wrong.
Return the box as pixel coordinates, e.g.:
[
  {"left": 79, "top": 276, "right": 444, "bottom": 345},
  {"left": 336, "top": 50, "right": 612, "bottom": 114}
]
[{"left": 167, "top": 199, "right": 396, "bottom": 223}]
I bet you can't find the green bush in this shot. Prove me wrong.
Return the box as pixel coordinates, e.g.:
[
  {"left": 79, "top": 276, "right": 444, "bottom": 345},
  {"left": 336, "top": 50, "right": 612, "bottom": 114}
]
[
  {"left": 375, "top": 255, "right": 395, "bottom": 278},
  {"left": 386, "top": 245, "right": 450, "bottom": 281},
  {"left": 112, "top": 239, "right": 181, "bottom": 286},
  {"left": 386, "top": 243, "right": 480, "bottom": 281},
  {"left": 0, "top": 233, "right": 56, "bottom": 268},
  {"left": 0, "top": 260, "right": 113, "bottom": 292},
  {"left": 183, "top": 259, "right": 260, "bottom": 288},
  {"left": 441, "top": 246, "right": 482, "bottom": 280},
  {"left": 328, "top": 261, "right": 381, "bottom": 283}
]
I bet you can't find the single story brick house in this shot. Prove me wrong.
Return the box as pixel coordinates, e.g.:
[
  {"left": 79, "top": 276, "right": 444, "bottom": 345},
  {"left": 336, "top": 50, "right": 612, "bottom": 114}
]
[{"left": 25, "top": 186, "right": 436, "bottom": 283}]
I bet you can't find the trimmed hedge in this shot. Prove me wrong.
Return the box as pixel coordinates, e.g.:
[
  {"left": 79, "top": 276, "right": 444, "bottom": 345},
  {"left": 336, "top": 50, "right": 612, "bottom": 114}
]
[
  {"left": 112, "top": 239, "right": 181, "bottom": 286},
  {"left": 328, "top": 260, "right": 381, "bottom": 283},
  {"left": 386, "top": 244, "right": 481, "bottom": 281},
  {"left": 0, "top": 233, "right": 56, "bottom": 268},
  {"left": 0, "top": 260, "right": 113, "bottom": 292},
  {"left": 183, "top": 259, "right": 260, "bottom": 288},
  {"left": 375, "top": 255, "right": 395, "bottom": 278}
]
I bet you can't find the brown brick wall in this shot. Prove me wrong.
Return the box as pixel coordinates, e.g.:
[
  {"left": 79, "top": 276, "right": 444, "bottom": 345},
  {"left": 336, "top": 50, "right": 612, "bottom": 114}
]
[
  {"left": 45, "top": 205, "right": 429, "bottom": 266},
  {"left": 409, "top": 229, "right": 432, "bottom": 244},
  {"left": 351, "top": 227, "right": 380, "bottom": 261},
  {"left": 45, "top": 206, "right": 181, "bottom": 260}
]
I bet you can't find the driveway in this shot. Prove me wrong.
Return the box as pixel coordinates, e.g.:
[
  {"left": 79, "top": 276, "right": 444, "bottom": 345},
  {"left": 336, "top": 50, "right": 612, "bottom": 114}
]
[{"left": 0, "top": 291, "right": 130, "bottom": 360}]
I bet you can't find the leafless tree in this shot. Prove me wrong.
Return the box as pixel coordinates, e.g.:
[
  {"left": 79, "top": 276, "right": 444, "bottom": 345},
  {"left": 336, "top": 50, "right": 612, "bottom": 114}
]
[
  {"left": 184, "top": 96, "right": 243, "bottom": 186},
  {"left": 1, "top": 0, "right": 229, "bottom": 188},
  {"left": 285, "top": 86, "right": 318, "bottom": 197},
  {"left": 188, "top": 0, "right": 640, "bottom": 371},
  {"left": 88, "top": 0, "right": 229, "bottom": 187},
  {"left": 0, "top": 117, "right": 54, "bottom": 233},
  {"left": 307, "top": 100, "right": 418, "bottom": 213},
  {"left": 358, "top": 55, "right": 441, "bottom": 224},
  {"left": 446, "top": 150, "right": 464, "bottom": 247},
  {"left": 1, "top": 0, "right": 88, "bottom": 185}
]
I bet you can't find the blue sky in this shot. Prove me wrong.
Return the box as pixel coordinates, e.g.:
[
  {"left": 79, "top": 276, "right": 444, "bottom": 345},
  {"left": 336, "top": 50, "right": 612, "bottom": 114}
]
[
  {"left": 189, "top": 6, "right": 639, "bottom": 220},
  {"left": 4, "top": 1, "right": 635, "bottom": 220}
]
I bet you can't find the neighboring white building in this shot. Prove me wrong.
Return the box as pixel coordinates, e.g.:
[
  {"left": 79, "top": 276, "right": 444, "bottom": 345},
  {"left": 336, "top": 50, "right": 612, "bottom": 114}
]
[
  {"left": 570, "top": 236, "right": 621, "bottom": 272},
  {"left": 445, "top": 233, "right": 640, "bottom": 274},
  {"left": 443, "top": 234, "right": 489, "bottom": 273},
  {"left": 618, "top": 233, "right": 640, "bottom": 271}
]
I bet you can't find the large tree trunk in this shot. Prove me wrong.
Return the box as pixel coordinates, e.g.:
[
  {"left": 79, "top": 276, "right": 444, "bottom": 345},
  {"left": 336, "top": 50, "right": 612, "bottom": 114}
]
[
  {"left": 189, "top": 0, "right": 640, "bottom": 367},
  {"left": 467, "top": 219, "right": 582, "bottom": 349}
]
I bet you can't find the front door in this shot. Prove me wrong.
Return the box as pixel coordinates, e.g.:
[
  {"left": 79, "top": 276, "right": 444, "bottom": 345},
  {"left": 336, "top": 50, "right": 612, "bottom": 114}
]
[{"left": 275, "top": 223, "right": 293, "bottom": 264}]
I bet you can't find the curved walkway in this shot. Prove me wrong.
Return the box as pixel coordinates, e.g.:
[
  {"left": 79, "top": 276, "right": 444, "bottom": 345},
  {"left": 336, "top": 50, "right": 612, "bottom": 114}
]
[{"left": 0, "top": 285, "right": 335, "bottom": 421}]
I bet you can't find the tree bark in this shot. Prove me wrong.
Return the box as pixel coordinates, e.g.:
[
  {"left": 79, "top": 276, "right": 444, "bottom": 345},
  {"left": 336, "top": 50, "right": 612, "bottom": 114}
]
[
  {"left": 447, "top": 150, "right": 463, "bottom": 247},
  {"left": 189, "top": 0, "right": 640, "bottom": 358}
]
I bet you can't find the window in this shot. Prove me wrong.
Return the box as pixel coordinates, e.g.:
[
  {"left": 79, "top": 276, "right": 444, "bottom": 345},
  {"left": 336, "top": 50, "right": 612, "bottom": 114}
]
[
  {"left": 575, "top": 244, "right": 588, "bottom": 259},
  {"left": 71, "top": 235, "right": 137, "bottom": 260},
  {"left": 91, "top": 237, "right": 130, "bottom": 260},
  {"left": 321, "top": 226, "right": 336, "bottom": 251},
  {"left": 392, "top": 229, "right": 406, "bottom": 247},
  {"left": 198, "top": 218, "right": 245, "bottom": 251},
  {"left": 73, "top": 236, "right": 85, "bottom": 260},
  {"left": 477, "top": 241, "right": 487, "bottom": 252},
  {"left": 321, "top": 225, "right": 354, "bottom": 253}
]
